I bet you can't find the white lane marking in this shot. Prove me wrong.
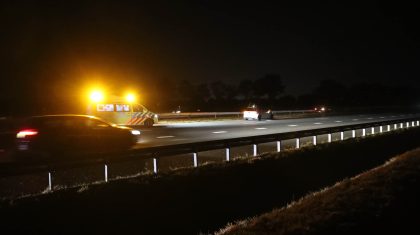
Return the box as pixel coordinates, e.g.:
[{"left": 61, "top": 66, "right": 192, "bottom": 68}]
[
  {"left": 288, "top": 124, "right": 298, "bottom": 127},
  {"left": 314, "top": 122, "right": 323, "bottom": 125},
  {"left": 255, "top": 127, "right": 267, "bottom": 130},
  {"left": 352, "top": 119, "right": 359, "bottom": 121},
  {"left": 212, "top": 131, "right": 227, "bottom": 134},
  {"left": 156, "top": 136, "right": 175, "bottom": 139},
  {"left": 335, "top": 121, "right": 342, "bottom": 123},
  {"left": 367, "top": 118, "right": 373, "bottom": 120},
  {"left": 380, "top": 117, "right": 385, "bottom": 119}
]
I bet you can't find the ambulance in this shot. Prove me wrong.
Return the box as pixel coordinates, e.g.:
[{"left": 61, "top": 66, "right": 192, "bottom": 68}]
[{"left": 87, "top": 93, "right": 158, "bottom": 127}]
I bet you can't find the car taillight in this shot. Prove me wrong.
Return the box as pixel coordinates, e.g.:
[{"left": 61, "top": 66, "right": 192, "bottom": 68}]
[{"left": 16, "top": 129, "right": 38, "bottom": 139}]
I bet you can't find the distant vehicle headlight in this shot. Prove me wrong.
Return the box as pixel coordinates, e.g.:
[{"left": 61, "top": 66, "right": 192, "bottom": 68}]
[{"left": 131, "top": 130, "right": 141, "bottom": 135}]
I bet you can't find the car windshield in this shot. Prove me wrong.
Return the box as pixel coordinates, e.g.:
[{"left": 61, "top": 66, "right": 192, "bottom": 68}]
[{"left": 29, "top": 116, "right": 112, "bottom": 129}]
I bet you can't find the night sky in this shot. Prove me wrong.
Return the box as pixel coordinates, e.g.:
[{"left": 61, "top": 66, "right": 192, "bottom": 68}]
[{"left": 1, "top": 2, "right": 419, "bottom": 103}]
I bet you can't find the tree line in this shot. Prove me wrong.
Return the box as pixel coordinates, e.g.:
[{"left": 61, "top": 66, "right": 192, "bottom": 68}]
[
  {"left": 0, "top": 74, "right": 417, "bottom": 116},
  {"left": 145, "top": 74, "right": 418, "bottom": 112}
]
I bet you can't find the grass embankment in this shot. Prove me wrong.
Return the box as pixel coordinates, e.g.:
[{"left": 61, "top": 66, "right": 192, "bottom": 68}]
[
  {"left": 0, "top": 128, "right": 419, "bottom": 234},
  {"left": 217, "top": 147, "right": 420, "bottom": 235}
]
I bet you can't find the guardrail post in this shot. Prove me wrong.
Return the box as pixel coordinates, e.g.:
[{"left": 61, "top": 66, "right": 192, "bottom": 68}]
[
  {"left": 379, "top": 126, "right": 383, "bottom": 133},
  {"left": 277, "top": 140, "right": 281, "bottom": 152},
  {"left": 362, "top": 129, "right": 366, "bottom": 137},
  {"left": 417, "top": 121, "right": 419, "bottom": 126},
  {"left": 352, "top": 130, "right": 356, "bottom": 138},
  {"left": 394, "top": 124, "right": 397, "bottom": 130},
  {"left": 412, "top": 121, "right": 415, "bottom": 127},
  {"left": 104, "top": 164, "right": 108, "bottom": 182},
  {"left": 253, "top": 144, "right": 258, "bottom": 156},
  {"left": 371, "top": 127, "right": 375, "bottom": 135},
  {"left": 313, "top": 136, "right": 317, "bottom": 145},
  {"left": 387, "top": 125, "right": 390, "bottom": 131},
  {"left": 153, "top": 158, "right": 158, "bottom": 174},
  {"left": 193, "top": 153, "right": 198, "bottom": 167},
  {"left": 400, "top": 123, "right": 403, "bottom": 128},
  {"left": 340, "top": 132, "right": 344, "bottom": 140},
  {"left": 225, "top": 147, "right": 230, "bottom": 162},
  {"left": 48, "top": 172, "right": 52, "bottom": 192},
  {"left": 328, "top": 133, "right": 332, "bottom": 143},
  {"left": 296, "top": 138, "right": 300, "bottom": 149},
  {"left": 406, "top": 122, "right": 410, "bottom": 128}
]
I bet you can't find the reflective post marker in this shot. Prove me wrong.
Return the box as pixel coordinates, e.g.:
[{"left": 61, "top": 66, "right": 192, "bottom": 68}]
[
  {"left": 362, "top": 129, "right": 366, "bottom": 137},
  {"left": 313, "top": 136, "right": 317, "bottom": 145},
  {"left": 277, "top": 141, "right": 281, "bottom": 152},
  {"left": 253, "top": 144, "right": 258, "bottom": 156},
  {"left": 104, "top": 164, "right": 108, "bottom": 182},
  {"left": 371, "top": 127, "right": 375, "bottom": 135},
  {"left": 48, "top": 172, "right": 52, "bottom": 192},
  {"left": 394, "top": 124, "right": 397, "bottom": 130},
  {"left": 406, "top": 122, "right": 409, "bottom": 128},
  {"left": 340, "top": 132, "right": 344, "bottom": 140},
  {"left": 328, "top": 133, "right": 332, "bottom": 143},
  {"left": 296, "top": 138, "right": 300, "bottom": 149},
  {"left": 193, "top": 153, "right": 198, "bottom": 167},
  {"left": 387, "top": 125, "right": 390, "bottom": 132},
  {"left": 225, "top": 148, "right": 230, "bottom": 162},
  {"left": 352, "top": 130, "right": 356, "bottom": 138},
  {"left": 412, "top": 121, "right": 415, "bottom": 127},
  {"left": 380, "top": 126, "right": 383, "bottom": 133},
  {"left": 417, "top": 121, "right": 419, "bottom": 126},
  {"left": 153, "top": 158, "right": 158, "bottom": 174},
  {"left": 400, "top": 123, "right": 403, "bottom": 128}
]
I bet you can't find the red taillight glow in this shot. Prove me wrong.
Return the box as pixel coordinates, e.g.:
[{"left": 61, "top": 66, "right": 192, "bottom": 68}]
[{"left": 16, "top": 129, "right": 38, "bottom": 139}]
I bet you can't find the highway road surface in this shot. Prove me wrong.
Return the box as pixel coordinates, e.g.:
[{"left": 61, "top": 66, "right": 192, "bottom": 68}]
[{"left": 136, "top": 113, "right": 420, "bottom": 148}]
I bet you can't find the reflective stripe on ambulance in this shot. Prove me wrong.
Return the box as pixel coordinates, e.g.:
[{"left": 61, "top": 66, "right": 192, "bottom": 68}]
[{"left": 126, "top": 111, "right": 154, "bottom": 125}]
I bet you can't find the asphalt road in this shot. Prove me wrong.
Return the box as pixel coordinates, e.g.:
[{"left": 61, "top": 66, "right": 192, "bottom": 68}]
[{"left": 136, "top": 113, "right": 420, "bottom": 148}]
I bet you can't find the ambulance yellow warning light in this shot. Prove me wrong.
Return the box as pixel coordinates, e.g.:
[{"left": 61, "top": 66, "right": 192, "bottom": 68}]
[
  {"left": 126, "top": 93, "right": 136, "bottom": 103},
  {"left": 90, "top": 90, "right": 104, "bottom": 103}
]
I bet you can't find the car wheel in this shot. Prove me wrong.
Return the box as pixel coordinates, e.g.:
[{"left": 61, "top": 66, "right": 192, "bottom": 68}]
[{"left": 144, "top": 118, "right": 154, "bottom": 127}]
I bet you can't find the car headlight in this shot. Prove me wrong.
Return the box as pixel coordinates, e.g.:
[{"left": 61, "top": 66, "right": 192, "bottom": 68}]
[{"left": 131, "top": 130, "right": 141, "bottom": 135}]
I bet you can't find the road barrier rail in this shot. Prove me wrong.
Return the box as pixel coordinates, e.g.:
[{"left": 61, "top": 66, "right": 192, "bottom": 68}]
[
  {"left": 0, "top": 117, "right": 419, "bottom": 191},
  {"left": 158, "top": 110, "right": 316, "bottom": 119}
]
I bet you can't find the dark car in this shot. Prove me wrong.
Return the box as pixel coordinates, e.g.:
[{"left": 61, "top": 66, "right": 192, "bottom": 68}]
[
  {"left": 0, "top": 117, "right": 17, "bottom": 161},
  {"left": 6, "top": 115, "right": 141, "bottom": 161}
]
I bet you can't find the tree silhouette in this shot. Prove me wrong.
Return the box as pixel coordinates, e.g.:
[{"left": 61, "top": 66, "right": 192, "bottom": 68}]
[
  {"left": 254, "top": 74, "right": 285, "bottom": 100},
  {"left": 237, "top": 79, "right": 255, "bottom": 101},
  {"left": 312, "top": 79, "right": 347, "bottom": 106}
]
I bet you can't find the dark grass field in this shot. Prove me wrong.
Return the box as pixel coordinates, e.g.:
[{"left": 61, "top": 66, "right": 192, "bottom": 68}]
[
  {"left": 0, "top": 128, "right": 419, "bottom": 234},
  {"left": 217, "top": 148, "right": 420, "bottom": 235}
]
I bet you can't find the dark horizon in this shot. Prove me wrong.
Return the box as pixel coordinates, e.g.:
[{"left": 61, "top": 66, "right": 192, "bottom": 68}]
[{"left": 1, "top": 2, "right": 419, "bottom": 113}]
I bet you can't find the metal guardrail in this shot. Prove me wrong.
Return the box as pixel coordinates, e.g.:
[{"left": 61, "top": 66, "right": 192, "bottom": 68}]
[
  {"left": 0, "top": 117, "right": 419, "bottom": 191},
  {"left": 158, "top": 112, "right": 243, "bottom": 119},
  {"left": 158, "top": 110, "right": 316, "bottom": 119}
]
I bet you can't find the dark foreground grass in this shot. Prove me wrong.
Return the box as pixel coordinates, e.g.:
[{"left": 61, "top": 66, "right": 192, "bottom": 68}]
[
  {"left": 217, "top": 148, "right": 420, "bottom": 235},
  {"left": 0, "top": 128, "right": 419, "bottom": 234}
]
